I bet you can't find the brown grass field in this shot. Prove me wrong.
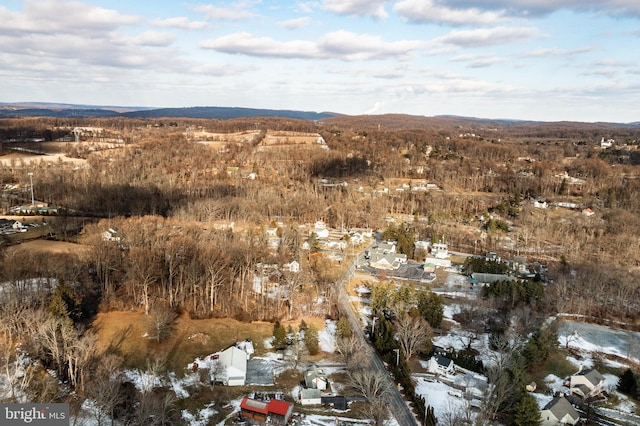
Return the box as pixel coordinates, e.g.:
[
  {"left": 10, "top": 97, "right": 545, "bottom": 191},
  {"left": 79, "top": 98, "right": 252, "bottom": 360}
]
[
  {"left": 91, "top": 311, "right": 329, "bottom": 372},
  {"left": 7, "top": 238, "right": 90, "bottom": 255}
]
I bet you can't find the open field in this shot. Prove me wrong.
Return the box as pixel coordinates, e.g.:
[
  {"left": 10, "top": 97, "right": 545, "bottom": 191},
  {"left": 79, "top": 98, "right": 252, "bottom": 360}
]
[
  {"left": 257, "top": 131, "right": 326, "bottom": 150},
  {"left": 0, "top": 152, "right": 87, "bottom": 166},
  {"left": 189, "top": 130, "right": 259, "bottom": 143},
  {"left": 6, "top": 238, "right": 90, "bottom": 255},
  {"left": 92, "top": 311, "right": 328, "bottom": 372}
]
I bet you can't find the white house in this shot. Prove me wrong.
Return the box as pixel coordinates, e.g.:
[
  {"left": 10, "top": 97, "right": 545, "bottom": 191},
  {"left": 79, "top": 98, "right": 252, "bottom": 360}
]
[
  {"left": 102, "top": 228, "right": 121, "bottom": 242},
  {"left": 370, "top": 252, "right": 407, "bottom": 270},
  {"left": 569, "top": 368, "right": 605, "bottom": 399},
  {"left": 217, "top": 346, "right": 247, "bottom": 386},
  {"left": 427, "top": 354, "right": 455, "bottom": 376},
  {"left": 283, "top": 260, "right": 300, "bottom": 273},
  {"left": 600, "top": 137, "right": 614, "bottom": 148},
  {"left": 312, "top": 228, "right": 330, "bottom": 239},
  {"left": 540, "top": 395, "right": 580, "bottom": 425},
  {"left": 533, "top": 199, "right": 548, "bottom": 209},
  {"left": 300, "top": 388, "right": 322, "bottom": 405},
  {"left": 431, "top": 242, "right": 449, "bottom": 259},
  {"left": 486, "top": 251, "right": 501, "bottom": 263},
  {"left": 304, "top": 364, "right": 328, "bottom": 391}
]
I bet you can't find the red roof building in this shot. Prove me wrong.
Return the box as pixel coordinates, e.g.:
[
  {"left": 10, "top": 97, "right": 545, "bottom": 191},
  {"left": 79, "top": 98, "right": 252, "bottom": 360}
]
[{"left": 240, "top": 397, "right": 294, "bottom": 425}]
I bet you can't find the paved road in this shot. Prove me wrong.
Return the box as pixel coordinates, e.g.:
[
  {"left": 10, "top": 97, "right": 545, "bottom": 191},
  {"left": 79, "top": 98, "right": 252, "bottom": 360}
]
[{"left": 336, "top": 261, "right": 419, "bottom": 426}]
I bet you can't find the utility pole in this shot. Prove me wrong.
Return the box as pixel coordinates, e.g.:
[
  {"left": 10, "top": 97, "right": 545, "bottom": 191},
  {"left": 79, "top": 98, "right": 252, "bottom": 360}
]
[{"left": 28, "top": 172, "right": 34, "bottom": 207}]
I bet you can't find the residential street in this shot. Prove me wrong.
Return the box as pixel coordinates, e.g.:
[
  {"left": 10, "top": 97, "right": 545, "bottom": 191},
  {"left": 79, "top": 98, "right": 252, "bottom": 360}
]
[{"left": 336, "top": 260, "right": 419, "bottom": 426}]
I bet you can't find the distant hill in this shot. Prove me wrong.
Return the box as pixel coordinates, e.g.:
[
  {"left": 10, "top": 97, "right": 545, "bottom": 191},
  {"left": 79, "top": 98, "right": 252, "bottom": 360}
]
[
  {"left": 0, "top": 108, "right": 120, "bottom": 118},
  {"left": 0, "top": 103, "right": 338, "bottom": 121},
  {"left": 121, "top": 106, "right": 338, "bottom": 121}
]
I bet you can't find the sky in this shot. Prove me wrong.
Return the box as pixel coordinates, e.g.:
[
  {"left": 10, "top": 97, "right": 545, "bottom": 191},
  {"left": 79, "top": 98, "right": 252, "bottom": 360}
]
[{"left": 0, "top": 0, "right": 639, "bottom": 122}]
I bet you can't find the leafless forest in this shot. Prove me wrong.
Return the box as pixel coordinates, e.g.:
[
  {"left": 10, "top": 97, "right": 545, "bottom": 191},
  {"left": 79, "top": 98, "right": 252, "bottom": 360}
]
[{"left": 1, "top": 115, "right": 640, "bottom": 419}]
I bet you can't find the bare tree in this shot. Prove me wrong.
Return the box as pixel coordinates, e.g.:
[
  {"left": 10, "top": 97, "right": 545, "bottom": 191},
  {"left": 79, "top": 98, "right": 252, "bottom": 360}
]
[
  {"left": 347, "top": 369, "right": 392, "bottom": 426},
  {"left": 335, "top": 335, "right": 367, "bottom": 368},
  {"left": 394, "top": 313, "right": 433, "bottom": 360},
  {"left": 147, "top": 304, "right": 176, "bottom": 343},
  {"left": 347, "top": 369, "right": 391, "bottom": 402},
  {"left": 84, "top": 354, "right": 124, "bottom": 426}
]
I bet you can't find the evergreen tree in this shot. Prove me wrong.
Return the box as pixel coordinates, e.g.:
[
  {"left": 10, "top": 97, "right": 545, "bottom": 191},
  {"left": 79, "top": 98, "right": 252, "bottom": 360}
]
[
  {"left": 425, "top": 405, "right": 437, "bottom": 426},
  {"left": 336, "top": 316, "right": 352, "bottom": 339},
  {"left": 513, "top": 393, "right": 542, "bottom": 426},
  {"left": 416, "top": 290, "right": 444, "bottom": 328},
  {"left": 373, "top": 316, "right": 395, "bottom": 354},
  {"left": 272, "top": 322, "right": 287, "bottom": 350},
  {"left": 618, "top": 368, "right": 638, "bottom": 396},
  {"left": 304, "top": 325, "right": 319, "bottom": 355},
  {"left": 308, "top": 232, "right": 320, "bottom": 253},
  {"left": 49, "top": 279, "right": 80, "bottom": 323}
]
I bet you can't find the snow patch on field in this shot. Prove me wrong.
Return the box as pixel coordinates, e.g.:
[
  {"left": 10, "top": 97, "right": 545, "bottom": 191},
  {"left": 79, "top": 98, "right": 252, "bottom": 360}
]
[
  {"left": 319, "top": 320, "right": 336, "bottom": 353},
  {"left": 414, "top": 377, "right": 471, "bottom": 421},
  {"left": 182, "top": 404, "right": 217, "bottom": 426}
]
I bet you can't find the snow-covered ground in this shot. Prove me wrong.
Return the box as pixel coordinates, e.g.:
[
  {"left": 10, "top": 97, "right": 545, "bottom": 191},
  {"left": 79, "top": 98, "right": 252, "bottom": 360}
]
[
  {"left": 421, "top": 317, "right": 640, "bottom": 423},
  {"left": 414, "top": 377, "right": 471, "bottom": 420},
  {"left": 558, "top": 320, "right": 640, "bottom": 365},
  {"left": 319, "top": 320, "right": 336, "bottom": 353}
]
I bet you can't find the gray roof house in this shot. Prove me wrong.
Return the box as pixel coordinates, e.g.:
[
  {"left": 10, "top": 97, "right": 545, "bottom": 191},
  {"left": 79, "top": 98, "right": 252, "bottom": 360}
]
[
  {"left": 569, "top": 368, "right": 605, "bottom": 400},
  {"left": 541, "top": 395, "right": 580, "bottom": 425},
  {"left": 427, "top": 354, "right": 455, "bottom": 376},
  {"left": 304, "top": 364, "right": 328, "bottom": 391}
]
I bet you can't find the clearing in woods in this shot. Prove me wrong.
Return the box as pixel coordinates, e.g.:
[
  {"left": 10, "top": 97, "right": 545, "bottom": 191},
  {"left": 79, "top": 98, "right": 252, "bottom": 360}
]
[{"left": 92, "top": 311, "right": 328, "bottom": 372}]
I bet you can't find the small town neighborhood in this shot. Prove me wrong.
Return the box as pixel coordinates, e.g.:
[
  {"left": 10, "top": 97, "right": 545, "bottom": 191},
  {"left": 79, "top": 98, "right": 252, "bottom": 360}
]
[
  {"left": 94, "top": 221, "right": 639, "bottom": 426},
  {"left": 1, "top": 100, "right": 640, "bottom": 426}
]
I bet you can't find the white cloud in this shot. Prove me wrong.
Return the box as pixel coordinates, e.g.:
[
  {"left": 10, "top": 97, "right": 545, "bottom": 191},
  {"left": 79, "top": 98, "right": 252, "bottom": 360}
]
[
  {"left": 432, "top": 26, "right": 540, "bottom": 49},
  {"left": 594, "top": 58, "right": 637, "bottom": 67},
  {"left": 581, "top": 69, "right": 618, "bottom": 78},
  {"left": 151, "top": 17, "right": 207, "bottom": 30},
  {"left": 194, "top": 1, "right": 260, "bottom": 21},
  {"left": 134, "top": 31, "right": 176, "bottom": 47},
  {"left": 200, "top": 30, "right": 423, "bottom": 61},
  {"left": 277, "top": 17, "right": 311, "bottom": 29},
  {"left": 434, "top": 0, "right": 640, "bottom": 18},
  {"left": 200, "top": 32, "right": 317, "bottom": 58},
  {"left": 522, "top": 46, "right": 595, "bottom": 57},
  {"left": 323, "top": 0, "right": 389, "bottom": 19},
  {"left": 0, "top": 0, "right": 139, "bottom": 35},
  {"left": 451, "top": 54, "right": 505, "bottom": 68},
  {"left": 394, "top": 0, "right": 506, "bottom": 26}
]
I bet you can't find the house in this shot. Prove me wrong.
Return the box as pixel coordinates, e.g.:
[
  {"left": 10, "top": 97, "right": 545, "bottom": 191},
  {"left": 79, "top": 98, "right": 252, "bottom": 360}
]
[
  {"left": 216, "top": 346, "right": 247, "bottom": 386},
  {"left": 102, "top": 228, "right": 121, "bottom": 242},
  {"left": 569, "top": 368, "right": 605, "bottom": 399},
  {"left": 369, "top": 252, "right": 407, "bottom": 270},
  {"left": 415, "top": 240, "right": 430, "bottom": 251},
  {"left": 312, "top": 228, "right": 330, "bottom": 239},
  {"left": 512, "top": 256, "right": 529, "bottom": 274},
  {"left": 376, "top": 242, "right": 396, "bottom": 254},
  {"left": 486, "top": 251, "right": 501, "bottom": 263},
  {"left": 304, "top": 364, "right": 328, "bottom": 391},
  {"left": 533, "top": 199, "right": 548, "bottom": 209},
  {"left": 235, "top": 339, "right": 254, "bottom": 359},
  {"left": 540, "top": 394, "right": 580, "bottom": 425},
  {"left": 300, "top": 388, "right": 322, "bottom": 405},
  {"left": 600, "top": 137, "right": 614, "bottom": 148},
  {"left": 283, "top": 260, "right": 300, "bottom": 273},
  {"left": 239, "top": 397, "right": 294, "bottom": 425},
  {"left": 431, "top": 242, "right": 449, "bottom": 259},
  {"left": 427, "top": 354, "right": 455, "bottom": 376}
]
